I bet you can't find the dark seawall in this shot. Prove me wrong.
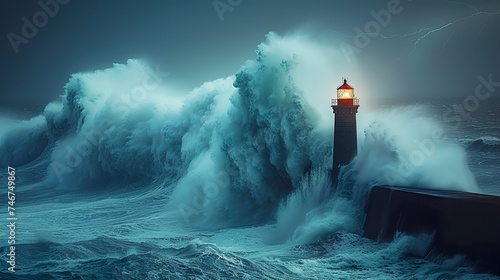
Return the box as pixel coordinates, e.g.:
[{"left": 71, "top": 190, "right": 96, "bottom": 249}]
[{"left": 363, "top": 185, "right": 500, "bottom": 274}]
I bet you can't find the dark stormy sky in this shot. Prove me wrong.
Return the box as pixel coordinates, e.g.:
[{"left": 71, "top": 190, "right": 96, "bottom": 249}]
[{"left": 1, "top": 0, "right": 499, "bottom": 116}]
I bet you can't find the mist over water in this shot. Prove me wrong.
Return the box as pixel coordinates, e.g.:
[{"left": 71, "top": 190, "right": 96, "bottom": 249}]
[{"left": 0, "top": 33, "right": 497, "bottom": 279}]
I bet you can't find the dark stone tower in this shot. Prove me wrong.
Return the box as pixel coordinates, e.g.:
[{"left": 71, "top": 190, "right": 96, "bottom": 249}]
[{"left": 331, "top": 79, "right": 359, "bottom": 182}]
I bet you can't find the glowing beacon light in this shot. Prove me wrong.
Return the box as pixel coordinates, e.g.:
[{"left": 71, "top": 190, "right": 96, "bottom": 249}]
[
  {"left": 331, "top": 78, "right": 360, "bottom": 184},
  {"left": 332, "top": 79, "right": 359, "bottom": 106}
]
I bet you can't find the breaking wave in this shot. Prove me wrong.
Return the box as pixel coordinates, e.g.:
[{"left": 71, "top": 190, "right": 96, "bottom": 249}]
[{"left": 0, "top": 32, "right": 479, "bottom": 233}]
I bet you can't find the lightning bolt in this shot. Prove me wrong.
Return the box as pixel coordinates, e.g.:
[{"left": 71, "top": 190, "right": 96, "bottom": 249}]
[
  {"left": 408, "top": 5, "right": 500, "bottom": 54},
  {"left": 342, "top": 0, "right": 500, "bottom": 55}
]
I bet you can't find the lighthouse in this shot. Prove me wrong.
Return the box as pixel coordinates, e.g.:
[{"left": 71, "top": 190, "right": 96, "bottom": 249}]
[{"left": 331, "top": 79, "right": 359, "bottom": 182}]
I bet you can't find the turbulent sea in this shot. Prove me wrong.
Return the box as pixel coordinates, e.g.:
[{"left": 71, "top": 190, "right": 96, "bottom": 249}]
[{"left": 1, "top": 34, "right": 499, "bottom": 279}]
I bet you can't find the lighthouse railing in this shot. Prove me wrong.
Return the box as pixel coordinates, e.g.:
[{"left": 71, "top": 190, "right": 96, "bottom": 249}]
[{"left": 331, "top": 98, "right": 360, "bottom": 106}]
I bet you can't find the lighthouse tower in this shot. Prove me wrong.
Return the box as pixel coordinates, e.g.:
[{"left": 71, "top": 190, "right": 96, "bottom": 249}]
[{"left": 331, "top": 79, "right": 359, "bottom": 182}]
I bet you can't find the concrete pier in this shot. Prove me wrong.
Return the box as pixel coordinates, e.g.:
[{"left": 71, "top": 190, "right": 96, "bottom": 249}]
[{"left": 363, "top": 185, "right": 500, "bottom": 274}]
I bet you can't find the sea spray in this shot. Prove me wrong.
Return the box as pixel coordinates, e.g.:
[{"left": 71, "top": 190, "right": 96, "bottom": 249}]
[
  {"left": 0, "top": 33, "right": 480, "bottom": 234},
  {"left": 270, "top": 167, "right": 378, "bottom": 247},
  {"left": 350, "top": 105, "right": 479, "bottom": 197},
  {"left": 0, "top": 116, "right": 48, "bottom": 167},
  {"left": 272, "top": 105, "right": 481, "bottom": 245},
  {"left": 15, "top": 33, "right": 336, "bottom": 226},
  {"left": 0, "top": 32, "right": 496, "bottom": 279}
]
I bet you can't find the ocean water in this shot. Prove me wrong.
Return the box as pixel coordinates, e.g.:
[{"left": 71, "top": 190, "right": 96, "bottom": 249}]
[{"left": 1, "top": 34, "right": 499, "bottom": 279}]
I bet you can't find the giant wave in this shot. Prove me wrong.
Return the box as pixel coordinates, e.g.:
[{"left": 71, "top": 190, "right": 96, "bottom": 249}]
[{"left": 0, "top": 32, "right": 479, "bottom": 239}]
